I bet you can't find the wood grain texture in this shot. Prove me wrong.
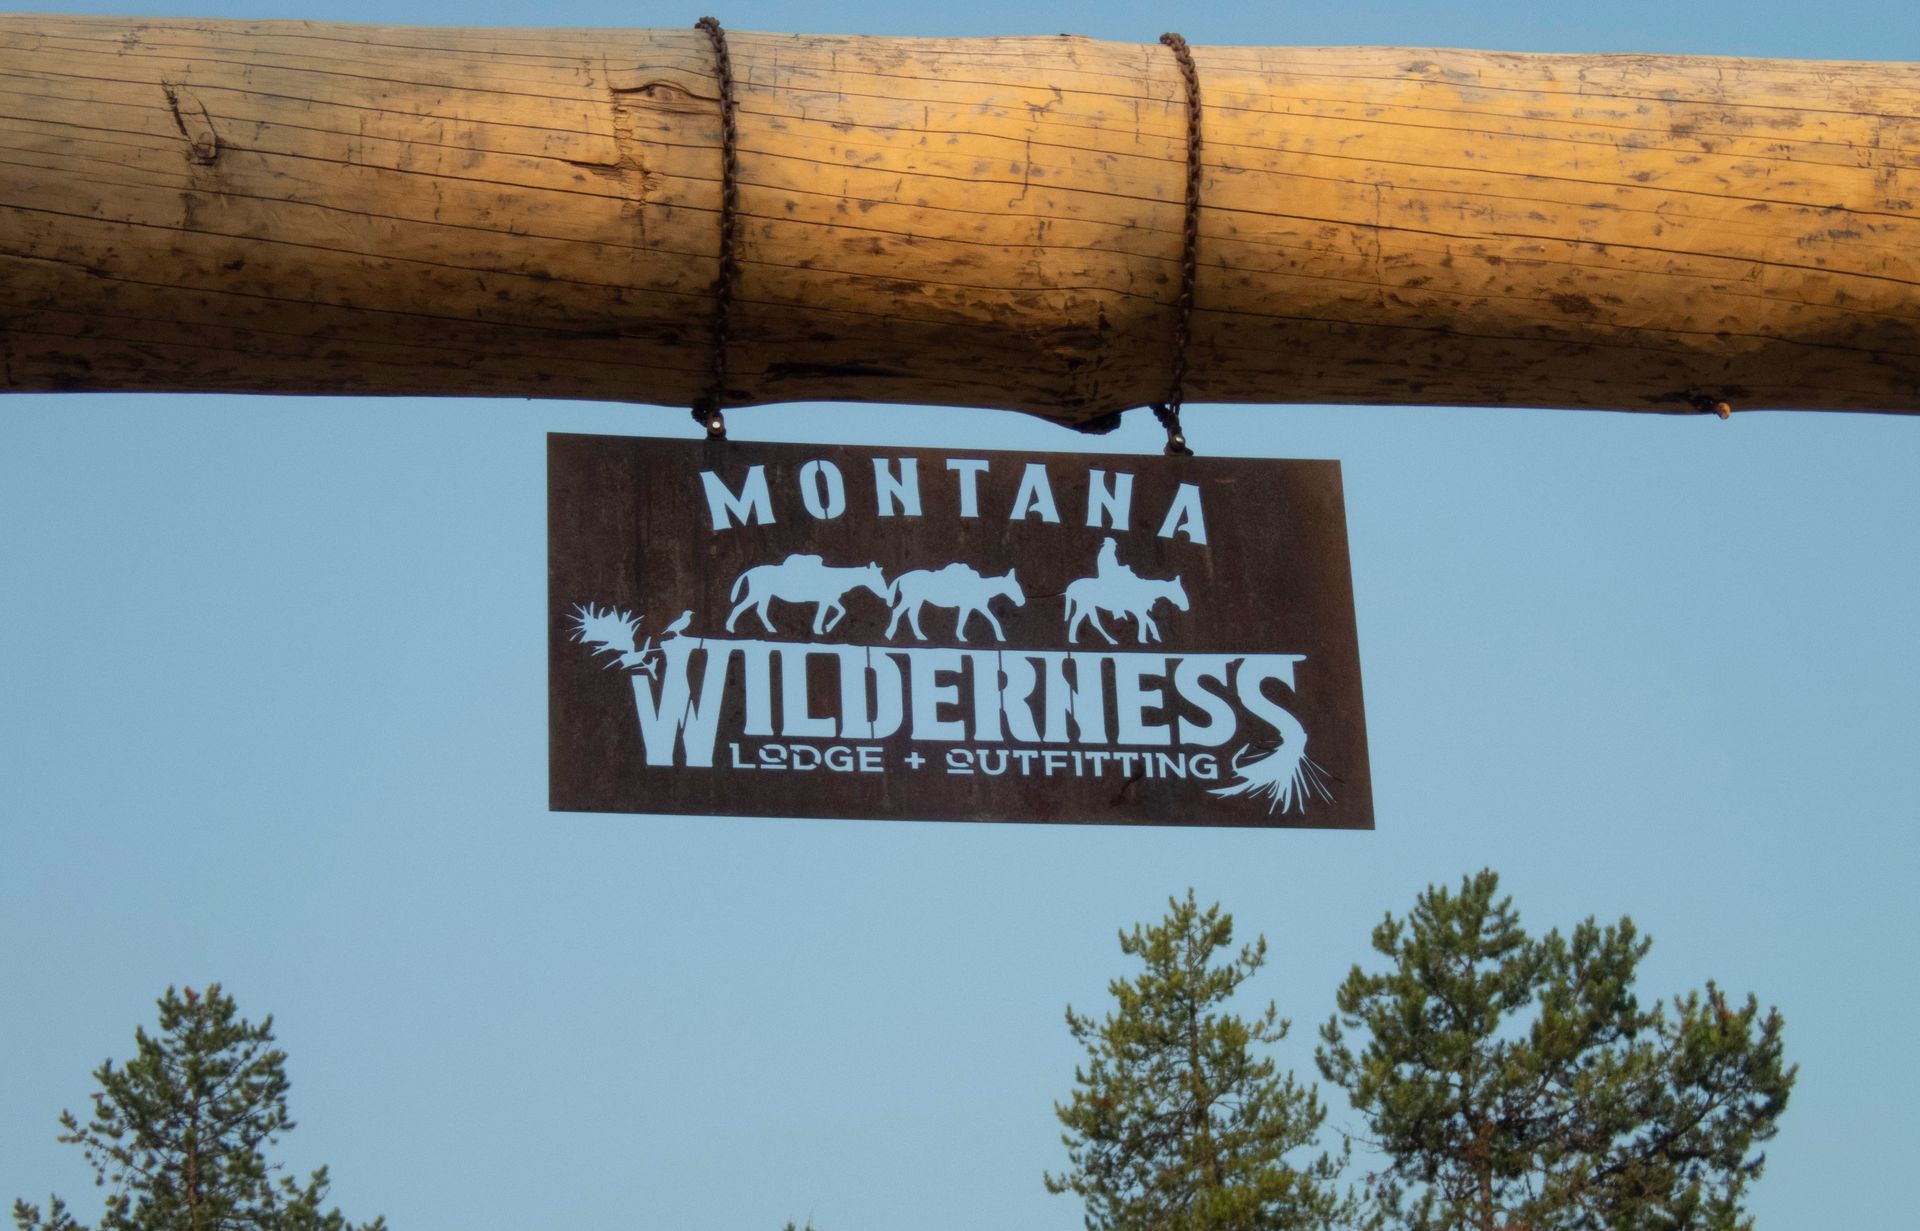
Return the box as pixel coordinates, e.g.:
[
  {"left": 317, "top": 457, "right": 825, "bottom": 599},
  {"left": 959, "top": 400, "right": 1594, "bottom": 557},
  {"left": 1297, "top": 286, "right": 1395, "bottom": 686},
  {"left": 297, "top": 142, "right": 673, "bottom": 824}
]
[{"left": 1, "top": 15, "right": 1915, "bottom": 422}]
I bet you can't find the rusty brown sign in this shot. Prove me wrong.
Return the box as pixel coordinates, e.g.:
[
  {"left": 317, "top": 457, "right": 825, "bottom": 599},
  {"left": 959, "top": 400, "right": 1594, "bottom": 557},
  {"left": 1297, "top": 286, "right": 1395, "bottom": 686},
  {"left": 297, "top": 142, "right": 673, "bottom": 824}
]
[{"left": 549, "top": 434, "right": 1372, "bottom": 828}]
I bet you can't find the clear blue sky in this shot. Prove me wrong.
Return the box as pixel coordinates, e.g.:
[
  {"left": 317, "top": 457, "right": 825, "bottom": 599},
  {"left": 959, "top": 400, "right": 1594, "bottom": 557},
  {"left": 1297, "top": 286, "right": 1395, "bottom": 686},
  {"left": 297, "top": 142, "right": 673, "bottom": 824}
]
[{"left": 3, "top": 2, "right": 1916, "bottom": 1228}]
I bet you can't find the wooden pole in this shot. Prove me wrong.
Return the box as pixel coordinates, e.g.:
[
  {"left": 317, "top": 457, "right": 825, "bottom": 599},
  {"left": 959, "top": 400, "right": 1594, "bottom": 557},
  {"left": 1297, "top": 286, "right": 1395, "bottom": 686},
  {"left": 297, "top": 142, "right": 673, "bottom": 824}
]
[{"left": 2, "top": 15, "right": 1915, "bottom": 423}]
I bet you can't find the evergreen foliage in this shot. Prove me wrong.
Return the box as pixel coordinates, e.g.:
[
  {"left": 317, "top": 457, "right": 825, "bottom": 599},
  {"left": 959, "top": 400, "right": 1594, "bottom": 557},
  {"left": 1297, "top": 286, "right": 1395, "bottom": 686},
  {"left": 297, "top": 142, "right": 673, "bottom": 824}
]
[
  {"left": 1046, "top": 891, "right": 1348, "bottom": 1231},
  {"left": 1316, "top": 870, "right": 1795, "bottom": 1231},
  {"left": 13, "top": 985, "right": 385, "bottom": 1231}
]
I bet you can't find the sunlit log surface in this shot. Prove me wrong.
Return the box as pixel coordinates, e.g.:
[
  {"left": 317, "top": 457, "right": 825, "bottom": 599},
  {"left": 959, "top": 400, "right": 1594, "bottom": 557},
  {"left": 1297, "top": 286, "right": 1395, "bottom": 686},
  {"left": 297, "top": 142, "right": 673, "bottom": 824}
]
[{"left": 1, "top": 15, "right": 1915, "bottom": 423}]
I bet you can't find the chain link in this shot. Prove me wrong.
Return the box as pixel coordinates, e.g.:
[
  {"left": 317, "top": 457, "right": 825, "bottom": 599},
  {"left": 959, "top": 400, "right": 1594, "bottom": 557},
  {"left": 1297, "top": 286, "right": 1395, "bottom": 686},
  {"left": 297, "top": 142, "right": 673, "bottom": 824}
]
[
  {"left": 694, "top": 16, "right": 739, "bottom": 439},
  {"left": 1154, "top": 32, "right": 1202, "bottom": 457}
]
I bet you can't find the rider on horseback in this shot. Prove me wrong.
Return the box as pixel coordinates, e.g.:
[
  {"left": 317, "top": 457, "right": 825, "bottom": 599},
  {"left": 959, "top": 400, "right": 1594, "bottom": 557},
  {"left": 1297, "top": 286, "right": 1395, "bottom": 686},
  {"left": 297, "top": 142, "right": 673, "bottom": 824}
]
[{"left": 1095, "top": 537, "right": 1138, "bottom": 584}]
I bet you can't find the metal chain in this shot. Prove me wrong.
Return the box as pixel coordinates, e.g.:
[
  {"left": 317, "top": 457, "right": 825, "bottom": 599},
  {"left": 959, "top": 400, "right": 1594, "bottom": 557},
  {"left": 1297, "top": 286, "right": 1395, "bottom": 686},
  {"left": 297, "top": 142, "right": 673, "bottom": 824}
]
[
  {"left": 694, "top": 16, "right": 739, "bottom": 439},
  {"left": 1156, "top": 31, "right": 1202, "bottom": 457}
]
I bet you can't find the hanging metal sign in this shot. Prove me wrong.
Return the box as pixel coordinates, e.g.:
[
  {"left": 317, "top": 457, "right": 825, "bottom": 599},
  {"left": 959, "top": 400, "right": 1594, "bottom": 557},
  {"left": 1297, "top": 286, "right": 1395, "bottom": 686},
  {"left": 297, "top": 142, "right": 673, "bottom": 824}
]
[{"left": 549, "top": 434, "right": 1372, "bottom": 828}]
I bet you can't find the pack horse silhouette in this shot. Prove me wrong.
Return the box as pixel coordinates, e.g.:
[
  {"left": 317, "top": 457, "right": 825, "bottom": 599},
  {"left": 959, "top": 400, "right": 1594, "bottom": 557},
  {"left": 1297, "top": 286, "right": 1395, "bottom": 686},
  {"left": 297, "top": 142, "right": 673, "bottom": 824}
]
[
  {"left": 726, "top": 554, "right": 891, "bottom": 635},
  {"left": 885, "top": 564, "right": 1026, "bottom": 643}
]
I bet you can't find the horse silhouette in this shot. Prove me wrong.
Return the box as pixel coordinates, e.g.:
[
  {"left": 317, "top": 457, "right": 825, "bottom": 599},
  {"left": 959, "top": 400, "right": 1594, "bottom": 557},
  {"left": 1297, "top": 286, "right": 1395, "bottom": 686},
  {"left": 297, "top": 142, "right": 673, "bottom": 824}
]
[
  {"left": 885, "top": 564, "right": 1025, "bottom": 642},
  {"left": 726, "top": 554, "right": 891, "bottom": 635},
  {"left": 1064, "top": 541, "right": 1189, "bottom": 644}
]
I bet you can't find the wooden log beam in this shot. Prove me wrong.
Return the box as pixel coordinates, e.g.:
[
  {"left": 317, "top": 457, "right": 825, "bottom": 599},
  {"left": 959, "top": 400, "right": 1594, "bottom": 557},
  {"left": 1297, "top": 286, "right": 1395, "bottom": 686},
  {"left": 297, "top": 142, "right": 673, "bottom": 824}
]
[{"left": 1, "top": 15, "right": 1915, "bottom": 423}]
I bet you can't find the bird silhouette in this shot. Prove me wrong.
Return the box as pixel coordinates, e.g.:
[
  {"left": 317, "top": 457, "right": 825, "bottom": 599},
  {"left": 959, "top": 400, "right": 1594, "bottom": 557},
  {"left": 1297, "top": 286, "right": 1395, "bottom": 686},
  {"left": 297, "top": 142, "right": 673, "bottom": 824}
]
[{"left": 663, "top": 609, "right": 695, "bottom": 639}]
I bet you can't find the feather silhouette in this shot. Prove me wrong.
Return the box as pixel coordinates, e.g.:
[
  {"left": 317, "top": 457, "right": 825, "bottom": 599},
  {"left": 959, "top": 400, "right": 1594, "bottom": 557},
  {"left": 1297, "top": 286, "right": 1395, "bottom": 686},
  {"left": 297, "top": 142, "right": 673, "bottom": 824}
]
[{"left": 1209, "top": 706, "right": 1334, "bottom": 816}]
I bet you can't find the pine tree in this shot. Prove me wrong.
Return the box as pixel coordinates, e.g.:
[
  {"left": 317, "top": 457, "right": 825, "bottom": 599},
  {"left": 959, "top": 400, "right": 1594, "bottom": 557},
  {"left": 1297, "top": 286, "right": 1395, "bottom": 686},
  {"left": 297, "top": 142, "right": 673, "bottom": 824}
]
[
  {"left": 1046, "top": 891, "right": 1348, "bottom": 1231},
  {"left": 1316, "top": 870, "right": 1795, "bottom": 1231},
  {"left": 13, "top": 985, "right": 385, "bottom": 1231}
]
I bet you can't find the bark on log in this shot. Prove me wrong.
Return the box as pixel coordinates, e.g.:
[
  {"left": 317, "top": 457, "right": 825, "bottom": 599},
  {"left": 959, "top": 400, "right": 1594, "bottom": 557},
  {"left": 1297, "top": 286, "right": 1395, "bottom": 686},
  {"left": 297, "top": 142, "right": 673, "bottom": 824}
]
[{"left": 1, "top": 15, "right": 1916, "bottom": 424}]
